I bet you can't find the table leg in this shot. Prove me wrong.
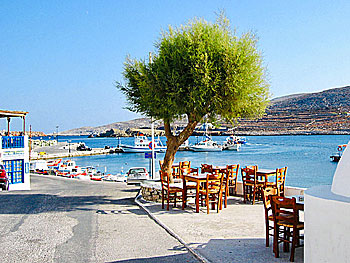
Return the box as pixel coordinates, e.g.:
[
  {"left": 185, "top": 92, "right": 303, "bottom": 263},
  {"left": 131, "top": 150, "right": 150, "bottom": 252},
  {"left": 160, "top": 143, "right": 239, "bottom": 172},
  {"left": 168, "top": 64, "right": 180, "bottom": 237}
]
[
  {"left": 196, "top": 181, "right": 200, "bottom": 213},
  {"left": 182, "top": 179, "right": 186, "bottom": 210}
]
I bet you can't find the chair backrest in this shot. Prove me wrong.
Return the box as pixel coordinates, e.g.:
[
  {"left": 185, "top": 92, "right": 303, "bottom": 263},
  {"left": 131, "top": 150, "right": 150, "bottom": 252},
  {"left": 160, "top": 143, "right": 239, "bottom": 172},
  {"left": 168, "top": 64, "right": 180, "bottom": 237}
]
[
  {"left": 275, "top": 167, "right": 287, "bottom": 196},
  {"left": 270, "top": 195, "right": 298, "bottom": 226},
  {"left": 241, "top": 166, "right": 258, "bottom": 185},
  {"left": 172, "top": 164, "right": 181, "bottom": 179},
  {"left": 226, "top": 164, "right": 239, "bottom": 180},
  {"left": 201, "top": 164, "right": 213, "bottom": 173},
  {"left": 201, "top": 172, "right": 224, "bottom": 193},
  {"left": 262, "top": 187, "right": 278, "bottom": 212},
  {"left": 179, "top": 161, "right": 191, "bottom": 177},
  {"left": 179, "top": 161, "right": 191, "bottom": 169},
  {"left": 160, "top": 170, "right": 170, "bottom": 190}
]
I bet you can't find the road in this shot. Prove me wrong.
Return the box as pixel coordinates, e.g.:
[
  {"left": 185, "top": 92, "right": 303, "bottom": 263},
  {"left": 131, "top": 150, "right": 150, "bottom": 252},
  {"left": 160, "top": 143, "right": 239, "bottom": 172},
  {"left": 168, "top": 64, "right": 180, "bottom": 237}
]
[{"left": 0, "top": 175, "right": 198, "bottom": 263}]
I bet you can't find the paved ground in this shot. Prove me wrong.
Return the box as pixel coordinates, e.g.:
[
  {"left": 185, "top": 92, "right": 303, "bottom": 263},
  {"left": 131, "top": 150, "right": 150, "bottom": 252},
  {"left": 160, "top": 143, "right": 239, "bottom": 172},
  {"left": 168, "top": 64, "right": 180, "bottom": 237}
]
[
  {"left": 0, "top": 175, "right": 198, "bottom": 263},
  {"left": 139, "top": 196, "right": 304, "bottom": 263}
]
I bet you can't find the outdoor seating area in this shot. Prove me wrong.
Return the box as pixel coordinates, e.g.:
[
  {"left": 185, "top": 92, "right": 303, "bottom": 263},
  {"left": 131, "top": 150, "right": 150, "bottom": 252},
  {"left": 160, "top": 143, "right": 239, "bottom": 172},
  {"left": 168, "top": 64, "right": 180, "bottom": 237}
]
[{"left": 155, "top": 161, "right": 304, "bottom": 262}]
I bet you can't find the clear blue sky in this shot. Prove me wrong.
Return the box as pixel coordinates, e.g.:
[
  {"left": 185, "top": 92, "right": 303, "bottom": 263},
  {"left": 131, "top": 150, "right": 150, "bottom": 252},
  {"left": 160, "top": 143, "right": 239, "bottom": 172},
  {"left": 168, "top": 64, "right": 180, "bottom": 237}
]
[{"left": 1, "top": 1, "right": 350, "bottom": 133}]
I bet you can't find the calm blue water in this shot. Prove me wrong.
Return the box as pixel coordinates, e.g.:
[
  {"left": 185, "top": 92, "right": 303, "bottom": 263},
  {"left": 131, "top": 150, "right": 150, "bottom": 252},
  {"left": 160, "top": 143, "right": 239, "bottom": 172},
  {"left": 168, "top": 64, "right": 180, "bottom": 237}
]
[{"left": 36, "top": 135, "right": 348, "bottom": 188}]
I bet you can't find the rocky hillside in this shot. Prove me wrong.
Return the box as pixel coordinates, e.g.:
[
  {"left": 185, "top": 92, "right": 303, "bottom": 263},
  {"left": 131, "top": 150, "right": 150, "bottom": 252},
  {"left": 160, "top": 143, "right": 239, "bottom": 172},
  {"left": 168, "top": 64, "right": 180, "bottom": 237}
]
[
  {"left": 62, "top": 85, "right": 350, "bottom": 136},
  {"left": 235, "top": 86, "right": 350, "bottom": 135}
]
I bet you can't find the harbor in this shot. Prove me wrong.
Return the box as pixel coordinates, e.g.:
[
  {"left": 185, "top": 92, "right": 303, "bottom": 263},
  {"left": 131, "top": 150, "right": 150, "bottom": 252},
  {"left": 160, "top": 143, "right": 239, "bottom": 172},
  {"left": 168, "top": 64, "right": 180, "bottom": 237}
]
[
  {"left": 28, "top": 134, "right": 345, "bottom": 189},
  {"left": 30, "top": 140, "right": 116, "bottom": 160}
]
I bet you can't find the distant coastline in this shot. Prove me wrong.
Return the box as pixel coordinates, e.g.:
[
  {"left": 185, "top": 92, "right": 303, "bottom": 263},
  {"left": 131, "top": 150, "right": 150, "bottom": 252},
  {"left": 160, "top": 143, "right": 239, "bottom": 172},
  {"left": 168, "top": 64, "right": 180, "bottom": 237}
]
[{"left": 51, "top": 85, "right": 350, "bottom": 138}]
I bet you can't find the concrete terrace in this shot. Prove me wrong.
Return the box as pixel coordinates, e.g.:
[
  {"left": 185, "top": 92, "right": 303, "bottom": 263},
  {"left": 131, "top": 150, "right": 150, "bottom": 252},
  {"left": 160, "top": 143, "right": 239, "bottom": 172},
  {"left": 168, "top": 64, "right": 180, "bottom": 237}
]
[{"left": 137, "top": 195, "right": 304, "bottom": 263}]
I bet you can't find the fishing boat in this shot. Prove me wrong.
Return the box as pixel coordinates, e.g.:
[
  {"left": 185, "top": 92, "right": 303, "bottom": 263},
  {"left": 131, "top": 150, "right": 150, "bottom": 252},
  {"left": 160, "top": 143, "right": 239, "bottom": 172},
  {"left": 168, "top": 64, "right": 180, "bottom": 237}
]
[
  {"left": 119, "top": 134, "right": 167, "bottom": 153},
  {"left": 56, "top": 160, "right": 80, "bottom": 176},
  {"left": 223, "top": 135, "right": 241, "bottom": 151},
  {"left": 189, "top": 135, "right": 222, "bottom": 152},
  {"left": 47, "top": 159, "right": 62, "bottom": 169}
]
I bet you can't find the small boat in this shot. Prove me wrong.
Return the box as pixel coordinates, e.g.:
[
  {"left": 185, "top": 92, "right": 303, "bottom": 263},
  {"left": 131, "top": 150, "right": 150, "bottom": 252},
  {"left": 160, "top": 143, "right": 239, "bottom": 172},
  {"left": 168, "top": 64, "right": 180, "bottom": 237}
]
[
  {"left": 189, "top": 136, "right": 222, "bottom": 152},
  {"left": 330, "top": 144, "right": 347, "bottom": 162},
  {"left": 56, "top": 160, "right": 81, "bottom": 176},
  {"left": 119, "top": 134, "right": 167, "bottom": 153},
  {"left": 237, "top": 136, "right": 247, "bottom": 144},
  {"left": 90, "top": 171, "right": 104, "bottom": 181},
  {"left": 47, "top": 159, "right": 62, "bottom": 168},
  {"left": 223, "top": 135, "right": 241, "bottom": 151}
]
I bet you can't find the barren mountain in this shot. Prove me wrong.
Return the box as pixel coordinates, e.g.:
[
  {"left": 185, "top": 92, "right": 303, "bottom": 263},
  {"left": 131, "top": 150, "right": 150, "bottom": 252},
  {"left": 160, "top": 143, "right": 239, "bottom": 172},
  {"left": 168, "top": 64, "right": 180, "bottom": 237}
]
[{"left": 62, "top": 86, "right": 350, "bottom": 136}]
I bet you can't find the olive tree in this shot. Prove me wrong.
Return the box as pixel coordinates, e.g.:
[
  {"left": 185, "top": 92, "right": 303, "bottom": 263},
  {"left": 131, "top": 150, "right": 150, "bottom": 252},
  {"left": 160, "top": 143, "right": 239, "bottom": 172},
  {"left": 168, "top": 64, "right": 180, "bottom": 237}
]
[{"left": 117, "top": 15, "right": 269, "bottom": 182}]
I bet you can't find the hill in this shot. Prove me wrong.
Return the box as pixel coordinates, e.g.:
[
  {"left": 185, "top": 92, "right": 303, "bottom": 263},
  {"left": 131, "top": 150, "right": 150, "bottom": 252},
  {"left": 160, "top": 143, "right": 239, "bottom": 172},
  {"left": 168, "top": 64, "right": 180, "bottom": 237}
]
[{"left": 62, "top": 85, "right": 350, "bottom": 136}]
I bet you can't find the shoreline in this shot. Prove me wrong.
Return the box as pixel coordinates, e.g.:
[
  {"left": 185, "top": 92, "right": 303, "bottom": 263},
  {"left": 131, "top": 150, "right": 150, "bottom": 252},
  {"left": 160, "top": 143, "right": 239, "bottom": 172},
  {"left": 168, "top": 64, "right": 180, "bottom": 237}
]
[{"left": 43, "top": 131, "right": 350, "bottom": 138}]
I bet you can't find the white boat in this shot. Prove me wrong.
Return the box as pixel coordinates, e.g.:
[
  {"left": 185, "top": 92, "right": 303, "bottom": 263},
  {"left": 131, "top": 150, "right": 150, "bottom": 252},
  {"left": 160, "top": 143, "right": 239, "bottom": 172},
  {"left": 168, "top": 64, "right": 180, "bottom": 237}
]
[
  {"left": 223, "top": 135, "right": 241, "bottom": 151},
  {"left": 56, "top": 160, "right": 81, "bottom": 177},
  {"left": 189, "top": 136, "right": 222, "bottom": 152},
  {"left": 119, "top": 135, "right": 167, "bottom": 153}
]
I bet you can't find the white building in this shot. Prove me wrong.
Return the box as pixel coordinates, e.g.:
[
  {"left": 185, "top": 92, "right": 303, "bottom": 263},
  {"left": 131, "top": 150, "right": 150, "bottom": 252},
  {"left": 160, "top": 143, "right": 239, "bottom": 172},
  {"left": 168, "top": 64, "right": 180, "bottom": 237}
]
[
  {"left": 305, "top": 140, "right": 350, "bottom": 262},
  {"left": 0, "top": 110, "right": 30, "bottom": 190}
]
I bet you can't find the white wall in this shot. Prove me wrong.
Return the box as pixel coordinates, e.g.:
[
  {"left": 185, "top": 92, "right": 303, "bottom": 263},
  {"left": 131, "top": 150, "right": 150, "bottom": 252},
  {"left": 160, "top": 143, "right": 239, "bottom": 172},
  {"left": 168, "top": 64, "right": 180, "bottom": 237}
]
[{"left": 305, "top": 185, "right": 350, "bottom": 262}]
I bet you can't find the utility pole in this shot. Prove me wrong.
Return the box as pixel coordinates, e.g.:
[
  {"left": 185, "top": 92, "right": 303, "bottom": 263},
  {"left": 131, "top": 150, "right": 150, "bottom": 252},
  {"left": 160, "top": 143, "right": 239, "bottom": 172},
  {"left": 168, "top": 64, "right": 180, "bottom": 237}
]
[
  {"left": 56, "top": 125, "right": 59, "bottom": 142},
  {"left": 149, "top": 52, "right": 156, "bottom": 179}
]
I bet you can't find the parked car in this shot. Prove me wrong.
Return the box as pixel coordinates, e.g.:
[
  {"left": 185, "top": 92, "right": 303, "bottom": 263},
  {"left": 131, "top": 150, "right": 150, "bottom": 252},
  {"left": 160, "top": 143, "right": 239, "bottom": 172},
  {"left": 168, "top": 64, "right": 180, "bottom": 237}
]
[
  {"left": 0, "top": 164, "right": 9, "bottom": 191},
  {"left": 126, "top": 167, "right": 149, "bottom": 184}
]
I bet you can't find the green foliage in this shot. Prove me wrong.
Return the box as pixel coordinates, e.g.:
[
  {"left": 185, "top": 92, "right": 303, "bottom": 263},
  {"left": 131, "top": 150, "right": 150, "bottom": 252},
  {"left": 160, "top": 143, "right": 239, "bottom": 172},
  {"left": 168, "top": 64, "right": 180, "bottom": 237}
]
[{"left": 117, "top": 15, "right": 269, "bottom": 125}]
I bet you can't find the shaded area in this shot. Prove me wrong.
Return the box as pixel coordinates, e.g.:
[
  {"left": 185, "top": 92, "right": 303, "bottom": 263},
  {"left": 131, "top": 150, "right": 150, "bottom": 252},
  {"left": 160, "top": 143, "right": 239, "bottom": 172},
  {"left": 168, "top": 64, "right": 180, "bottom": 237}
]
[
  {"left": 0, "top": 194, "right": 143, "bottom": 215},
  {"left": 108, "top": 252, "right": 199, "bottom": 263}
]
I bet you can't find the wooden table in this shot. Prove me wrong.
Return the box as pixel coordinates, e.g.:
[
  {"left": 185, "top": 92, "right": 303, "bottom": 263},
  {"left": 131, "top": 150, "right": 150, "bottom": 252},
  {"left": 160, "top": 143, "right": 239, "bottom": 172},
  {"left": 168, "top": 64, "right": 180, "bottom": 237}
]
[
  {"left": 212, "top": 166, "right": 227, "bottom": 173},
  {"left": 288, "top": 195, "right": 304, "bottom": 211},
  {"left": 183, "top": 173, "right": 208, "bottom": 212},
  {"left": 256, "top": 169, "right": 276, "bottom": 183}
]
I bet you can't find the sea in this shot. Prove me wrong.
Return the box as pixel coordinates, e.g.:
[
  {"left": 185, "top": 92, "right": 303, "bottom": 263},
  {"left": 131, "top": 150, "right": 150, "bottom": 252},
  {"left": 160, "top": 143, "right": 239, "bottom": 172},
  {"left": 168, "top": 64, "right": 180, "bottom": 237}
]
[{"left": 36, "top": 135, "right": 349, "bottom": 189}]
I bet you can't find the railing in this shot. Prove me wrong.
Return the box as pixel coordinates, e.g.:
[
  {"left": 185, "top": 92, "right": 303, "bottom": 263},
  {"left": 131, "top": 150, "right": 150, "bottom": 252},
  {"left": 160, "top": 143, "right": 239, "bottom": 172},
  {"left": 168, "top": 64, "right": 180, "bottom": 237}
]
[{"left": 1, "top": 136, "right": 24, "bottom": 149}]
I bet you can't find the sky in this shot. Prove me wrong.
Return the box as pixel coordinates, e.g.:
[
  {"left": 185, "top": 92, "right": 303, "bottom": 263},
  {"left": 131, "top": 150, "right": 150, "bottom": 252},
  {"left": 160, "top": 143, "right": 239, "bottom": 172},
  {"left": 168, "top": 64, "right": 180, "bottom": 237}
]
[{"left": 1, "top": 0, "right": 350, "bottom": 133}]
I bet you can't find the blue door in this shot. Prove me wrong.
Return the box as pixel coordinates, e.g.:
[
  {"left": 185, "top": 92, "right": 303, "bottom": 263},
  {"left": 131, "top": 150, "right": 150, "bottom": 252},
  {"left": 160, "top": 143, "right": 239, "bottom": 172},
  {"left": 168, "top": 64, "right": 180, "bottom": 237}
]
[{"left": 3, "top": 159, "right": 24, "bottom": 184}]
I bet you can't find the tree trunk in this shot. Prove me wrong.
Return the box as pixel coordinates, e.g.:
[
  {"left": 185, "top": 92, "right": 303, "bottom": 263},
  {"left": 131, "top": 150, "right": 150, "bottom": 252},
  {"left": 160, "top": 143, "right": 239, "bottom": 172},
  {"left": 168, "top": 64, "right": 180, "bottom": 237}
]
[{"left": 161, "top": 119, "right": 198, "bottom": 183}]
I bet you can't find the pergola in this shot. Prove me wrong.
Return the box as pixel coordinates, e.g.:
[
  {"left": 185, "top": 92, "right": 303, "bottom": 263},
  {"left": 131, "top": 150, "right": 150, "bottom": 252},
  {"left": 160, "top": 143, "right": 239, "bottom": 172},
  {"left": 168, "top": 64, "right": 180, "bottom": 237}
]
[{"left": 0, "top": 110, "right": 28, "bottom": 135}]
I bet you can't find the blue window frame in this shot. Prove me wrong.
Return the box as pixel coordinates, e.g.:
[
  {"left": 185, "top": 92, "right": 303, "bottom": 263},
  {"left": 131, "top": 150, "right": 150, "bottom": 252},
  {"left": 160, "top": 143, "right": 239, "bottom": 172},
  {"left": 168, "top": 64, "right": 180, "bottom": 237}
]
[
  {"left": 3, "top": 159, "right": 24, "bottom": 184},
  {"left": 1, "top": 136, "right": 24, "bottom": 149}
]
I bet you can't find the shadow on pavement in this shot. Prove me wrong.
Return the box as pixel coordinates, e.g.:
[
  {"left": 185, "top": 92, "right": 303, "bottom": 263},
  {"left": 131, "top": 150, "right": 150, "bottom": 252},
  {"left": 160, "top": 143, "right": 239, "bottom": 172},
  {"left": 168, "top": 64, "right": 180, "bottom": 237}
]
[
  {"left": 107, "top": 252, "right": 198, "bottom": 263},
  {"left": 0, "top": 194, "right": 144, "bottom": 215}
]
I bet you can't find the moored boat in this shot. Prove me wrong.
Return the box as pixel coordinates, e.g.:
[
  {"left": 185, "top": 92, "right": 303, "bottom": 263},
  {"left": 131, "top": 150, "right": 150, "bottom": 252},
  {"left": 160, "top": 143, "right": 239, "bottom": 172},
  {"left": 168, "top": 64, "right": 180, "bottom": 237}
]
[
  {"left": 223, "top": 135, "right": 241, "bottom": 151},
  {"left": 119, "top": 134, "right": 167, "bottom": 153},
  {"left": 189, "top": 136, "right": 222, "bottom": 152}
]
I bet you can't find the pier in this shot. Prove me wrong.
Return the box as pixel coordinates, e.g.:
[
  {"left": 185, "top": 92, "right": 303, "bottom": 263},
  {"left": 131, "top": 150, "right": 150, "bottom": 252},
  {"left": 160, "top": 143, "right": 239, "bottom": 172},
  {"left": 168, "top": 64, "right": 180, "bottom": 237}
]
[{"left": 30, "top": 141, "right": 121, "bottom": 160}]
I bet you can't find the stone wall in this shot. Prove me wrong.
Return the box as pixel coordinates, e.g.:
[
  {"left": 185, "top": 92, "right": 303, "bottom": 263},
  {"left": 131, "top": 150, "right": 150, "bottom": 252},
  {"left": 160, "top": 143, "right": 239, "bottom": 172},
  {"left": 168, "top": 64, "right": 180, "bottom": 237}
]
[{"left": 141, "top": 186, "right": 162, "bottom": 203}]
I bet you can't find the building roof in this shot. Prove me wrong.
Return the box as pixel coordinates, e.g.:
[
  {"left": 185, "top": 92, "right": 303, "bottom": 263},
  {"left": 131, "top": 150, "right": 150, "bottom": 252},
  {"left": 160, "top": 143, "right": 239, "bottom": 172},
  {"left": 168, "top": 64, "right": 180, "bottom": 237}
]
[{"left": 0, "top": 110, "right": 28, "bottom": 118}]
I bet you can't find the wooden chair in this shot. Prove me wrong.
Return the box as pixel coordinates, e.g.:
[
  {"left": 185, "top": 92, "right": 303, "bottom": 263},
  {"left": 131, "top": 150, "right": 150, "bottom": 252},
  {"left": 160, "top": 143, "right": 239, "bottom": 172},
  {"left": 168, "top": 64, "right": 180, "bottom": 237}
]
[
  {"left": 266, "top": 167, "right": 287, "bottom": 197},
  {"left": 199, "top": 172, "right": 224, "bottom": 214},
  {"left": 271, "top": 196, "right": 304, "bottom": 262},
  {"left": 160, "top": 170, "right": 184, "bottom": 211},
  {"left": 201, "top": 164, "right": 213, "bottom": 173},
  {"left": 262, "top": 187, "right": 278, "bottom": 247},
  {"left": 275, "top": 167, "right": 287, "bottom": 197},
  {"left": 242, "top": 166, "right": 265, "bottom": 205},
  {"left": 179, "top": 161, "right": 197, "bottom": 208},
  {"left": 226, "top": 164, "right": 239, "bottom": 196}
]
